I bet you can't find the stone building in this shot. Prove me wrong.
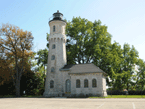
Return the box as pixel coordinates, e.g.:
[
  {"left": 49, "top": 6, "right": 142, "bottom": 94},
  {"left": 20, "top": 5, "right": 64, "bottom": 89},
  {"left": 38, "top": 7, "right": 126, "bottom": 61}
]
[{"left": 43, "top": 11, "right": 107, "bottom": 97}]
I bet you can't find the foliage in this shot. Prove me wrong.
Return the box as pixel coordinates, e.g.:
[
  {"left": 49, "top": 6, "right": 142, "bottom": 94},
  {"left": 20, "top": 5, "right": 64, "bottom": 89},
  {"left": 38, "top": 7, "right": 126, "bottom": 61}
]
[
  {"left": 0, "top": 23, "right": 34, "bottom": 97},
  {"left": 35, "top": 48, "right": 48, "bottom": 75},
  {"left": 66, "top": 17, "right": 112, "bottom": 65},
  {"left": 26, "top": 65, "right": 46, "bottom": 95},
  {"left": 136, "top": 59, "right": 145, "bottom": 90}
]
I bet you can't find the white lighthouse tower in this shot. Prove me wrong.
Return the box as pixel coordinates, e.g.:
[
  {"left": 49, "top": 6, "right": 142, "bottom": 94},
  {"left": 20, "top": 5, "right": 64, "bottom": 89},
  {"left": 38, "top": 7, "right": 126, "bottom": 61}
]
[{"left": 43, "top": 10, "right": 67, "bottom": 97}]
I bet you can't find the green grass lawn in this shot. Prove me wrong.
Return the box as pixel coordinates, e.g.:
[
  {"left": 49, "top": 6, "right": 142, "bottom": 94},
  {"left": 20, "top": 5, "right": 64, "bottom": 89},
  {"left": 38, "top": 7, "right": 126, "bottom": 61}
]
[{"left": 89, "top": 95, "right": 145, "bottom": 98}]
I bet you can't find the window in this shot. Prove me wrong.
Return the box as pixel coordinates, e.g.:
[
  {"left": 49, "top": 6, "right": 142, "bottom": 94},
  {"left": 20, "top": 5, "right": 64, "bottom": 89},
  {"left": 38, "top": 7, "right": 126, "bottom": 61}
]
[
  {"left": 51, "top": 67, "right": 55, "bottom": 72},
  {"left": 92, "top": 79, "right": 97, "bottom": 87},
  {"left": 51, "top": 55, "right": 55, "bottom": 60},
  {"left": 76, "top": 79, "right": 80, "bottom": 88},
  {"left": 50, "top": 80, "right": 54, "bottom": 88},
  {"left": 84, "top": 79, "right": 88, "bottom": 88},
  {"left": 52, "top": 44, "right": 55, "bottom": 49},
  {"left": 53, "top": 25, "right": 55, "bottom": 32}
]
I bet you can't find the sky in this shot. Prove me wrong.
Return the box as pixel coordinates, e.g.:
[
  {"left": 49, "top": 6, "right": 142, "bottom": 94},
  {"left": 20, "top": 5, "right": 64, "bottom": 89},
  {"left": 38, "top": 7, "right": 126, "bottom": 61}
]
[{"left": 0, "top": 0, "right": 145, "bottom": 61}]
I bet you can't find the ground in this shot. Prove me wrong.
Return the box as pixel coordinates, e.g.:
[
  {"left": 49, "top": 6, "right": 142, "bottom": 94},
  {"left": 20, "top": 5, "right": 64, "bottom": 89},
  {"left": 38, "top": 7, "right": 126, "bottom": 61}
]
[{"left": 0, "top": 98, "right": 145, "bottom": 109}]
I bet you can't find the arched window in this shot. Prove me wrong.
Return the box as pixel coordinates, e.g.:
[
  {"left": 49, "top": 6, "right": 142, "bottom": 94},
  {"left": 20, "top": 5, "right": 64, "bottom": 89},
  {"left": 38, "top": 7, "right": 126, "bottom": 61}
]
[
  {"left": 53, "top": 25, "right": 55, "bottom": 32},
  {"left": 92, "top": 79, "right": 97, "bottom": 87},
  {"left": 51, "top": 55, "right": 55, "bottom": 60},
  {"left": 52, "top": 44, "right": 55, "bottom": 49},
  {"left": 50, "top": 80, "right": 54, "bottom": 88},
  {"left": 84, "top": 79, "right": 88, "bottom": 88},
  {"left": 76, "top": 79, "right": 80, "bottom": 88},
  {"left": 51, "top": 67, "right": 55, "bottom": 72}
]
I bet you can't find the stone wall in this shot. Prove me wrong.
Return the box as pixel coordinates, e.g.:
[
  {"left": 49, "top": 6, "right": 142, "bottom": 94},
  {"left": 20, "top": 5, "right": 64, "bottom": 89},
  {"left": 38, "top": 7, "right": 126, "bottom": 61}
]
[
  {"left": 59, "top": 72, "right": 107, "bottom": 97},
  {"left": 44, "top": 70, "right": 108, "bottom": 97},
  {"left": 70, "top": 73, "right": 103, "bottom": 96},
  {"left": 43, "top": 20, "right": 67, "bottom": 97}
]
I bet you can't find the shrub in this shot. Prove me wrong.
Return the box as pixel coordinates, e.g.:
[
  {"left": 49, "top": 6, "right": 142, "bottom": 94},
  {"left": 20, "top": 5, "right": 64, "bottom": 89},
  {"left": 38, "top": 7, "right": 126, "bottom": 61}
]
[
  {"left": 78, "top": 93, "right": 86, "bottom": 98},
  {"left": 107, "top": 90, "right": 145, "bottom": 95},
  {"left": 88, "top": 93, "right": 93, "bottom": 97}
]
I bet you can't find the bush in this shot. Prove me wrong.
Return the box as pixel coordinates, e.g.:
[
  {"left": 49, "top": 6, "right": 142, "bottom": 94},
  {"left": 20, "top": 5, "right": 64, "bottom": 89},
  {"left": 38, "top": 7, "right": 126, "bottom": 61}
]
[
  {"left": 88, "top": 93, "right": 93, "bottom": 97},
  {"left": 128, "top": 90, "right": 145, "bottom": 95},
  {"left": 0, "top": 80, "right": 15, "bottom": 95},
  {"left": 79, "top": 93, "right": 86, "bottom": 98},
  {"left": 107, "top": 90, "right": 145, "bottom": 95},
  {"left": 96, "top": 94, "right": 102, "bottom": 97},
  {"left": 70, "top": 94, "right": 77, "bottom": 98}
]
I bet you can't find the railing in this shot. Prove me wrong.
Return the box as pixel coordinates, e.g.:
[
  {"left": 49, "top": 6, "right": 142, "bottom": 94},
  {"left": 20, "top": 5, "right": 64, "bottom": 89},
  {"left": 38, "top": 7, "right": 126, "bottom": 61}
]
[{"left": 49, "top": 16, "right": 67, "bottom": 22}]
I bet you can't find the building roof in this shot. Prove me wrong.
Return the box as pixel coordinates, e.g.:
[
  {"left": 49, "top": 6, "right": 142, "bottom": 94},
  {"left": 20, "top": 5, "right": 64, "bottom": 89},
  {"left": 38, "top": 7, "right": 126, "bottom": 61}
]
[
  {"left": 60, "top": 63, "right": 107, "bottom": 75},
  {"left": 60, "top": 64, "right": 74, "bottom": 70}
]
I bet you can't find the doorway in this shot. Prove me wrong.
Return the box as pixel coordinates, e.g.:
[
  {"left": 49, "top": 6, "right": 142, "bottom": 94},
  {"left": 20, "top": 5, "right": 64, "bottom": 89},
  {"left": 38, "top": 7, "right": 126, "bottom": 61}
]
[{"left": 65, "top": 79, "right": 71, "bottom": 93}]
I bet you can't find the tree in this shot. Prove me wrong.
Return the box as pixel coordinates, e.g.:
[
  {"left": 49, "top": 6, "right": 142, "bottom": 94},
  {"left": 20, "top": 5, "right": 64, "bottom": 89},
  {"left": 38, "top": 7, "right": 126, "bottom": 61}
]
[
  {"left": 121, "top": 44, "right": 139, "bottom": 90},
  {"left": 0, "top": 23, "right": 34, "bottom": 97},
  {"left": 0, "top": 53, "right": 36, "bottom": 96},
  {"left": 19, "top": 54, "right": 46, "bottom": 96},
  {"left": 105, "top": 41, "right": 123, "bottom": 88},
  {"left": 32, "top": 65, "right": 46, "bottom": 95},
  {"left": 65, "top": 17, "right": 115, "bottom": 86},
  {"left": 0, "top": 51, "right": 36, "bottom": 96},
  {"left": 66, "top": 17, "right": 112, "bottom": 65},
  {"left": 35, "top": 48, "right": 48, "bottom": 75},
  {"left": 35, "top": 48, "right": 48, "bottom": 87},
  {"left": 136, "top": 59, "right": 145, "bottom": 90}
]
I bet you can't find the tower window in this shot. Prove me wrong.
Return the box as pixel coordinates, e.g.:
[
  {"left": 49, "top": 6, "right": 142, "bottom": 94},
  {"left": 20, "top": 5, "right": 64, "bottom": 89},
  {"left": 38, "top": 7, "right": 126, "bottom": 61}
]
[
  {"left": 92, "top": 79, "right": 97, "bottom": 87},
  {"left": 53, "top": 25, "right": 55, "bottom": 32},
  {"left": 50, "top": 80, "right": 54, "bottom": 88},
  {"left": 51, "top": 67, "right": 55, "bottom": 72},
  {"left": 52, "top": 44, "right": 55, "bottom": 49},
  {"left": 76, "top": 79, "right": 80, "bottom": 88},
  {"left": 51, "top": 55, "right": 55, "bottom": 60},
  {"left": 84, "top": 79, "right": 88, "bottom": 88}
]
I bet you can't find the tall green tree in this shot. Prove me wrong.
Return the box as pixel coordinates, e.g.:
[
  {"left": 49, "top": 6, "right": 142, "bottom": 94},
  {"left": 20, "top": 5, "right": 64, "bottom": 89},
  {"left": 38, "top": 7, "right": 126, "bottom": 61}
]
[
  {"left": 136, "top": 59, "right": 145, "bottom": 90},
  {"left": 107, "top": 42, "right": 124, "bottom": 89},
  {"left": 35, "top": 48, "right": 48, "bottom": 87},
  {"left": 66, "top": 17, "right": 115, "bottom": 86},
  {"left": 35, "top": 48, "right": 48, "bottom": 75},
  {"left": 66, "top": 17, "right": 112, "bottom": 65},
  {"left": 121, "top": 44, "right": 139, "bottom": 90}
]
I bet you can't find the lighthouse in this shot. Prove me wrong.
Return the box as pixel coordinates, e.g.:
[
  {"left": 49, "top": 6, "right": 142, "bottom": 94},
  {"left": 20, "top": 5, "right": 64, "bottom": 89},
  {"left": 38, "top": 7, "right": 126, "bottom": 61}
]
[
  {"left": 43, "top": 10, "right": 67, "bottom": 97},
  {"left": 43, "top": 11, "right": 108, "bottom": 98}
]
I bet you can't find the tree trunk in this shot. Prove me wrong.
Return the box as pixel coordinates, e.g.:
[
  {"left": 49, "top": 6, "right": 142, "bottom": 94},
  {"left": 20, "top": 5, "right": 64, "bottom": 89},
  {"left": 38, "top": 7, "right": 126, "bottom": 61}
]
[
  {"left": 15, "top": 79, "right": 20, "bottom": 97},
  {"left": 127, "top": 83, "right": 129, "bottom": 91}
]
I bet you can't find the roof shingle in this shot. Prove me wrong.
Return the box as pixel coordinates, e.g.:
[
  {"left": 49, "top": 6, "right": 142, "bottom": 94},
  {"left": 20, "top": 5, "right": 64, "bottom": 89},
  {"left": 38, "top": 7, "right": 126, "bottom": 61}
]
[{"left": 60, "top": 63, "right": 106, "bottom": 74}]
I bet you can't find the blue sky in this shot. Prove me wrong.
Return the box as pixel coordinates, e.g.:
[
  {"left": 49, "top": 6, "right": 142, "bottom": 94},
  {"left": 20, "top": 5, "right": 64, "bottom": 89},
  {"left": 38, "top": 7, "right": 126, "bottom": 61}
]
[{"left": 0, "top": 0, "right": 145, "bottom": 61}]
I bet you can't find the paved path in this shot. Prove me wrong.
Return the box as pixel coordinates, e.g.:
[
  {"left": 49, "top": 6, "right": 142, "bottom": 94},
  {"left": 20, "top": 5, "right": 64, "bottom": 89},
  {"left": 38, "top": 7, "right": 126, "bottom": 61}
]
[{"left": 0, "top": 98, "right": 145, "bottom": 109}]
